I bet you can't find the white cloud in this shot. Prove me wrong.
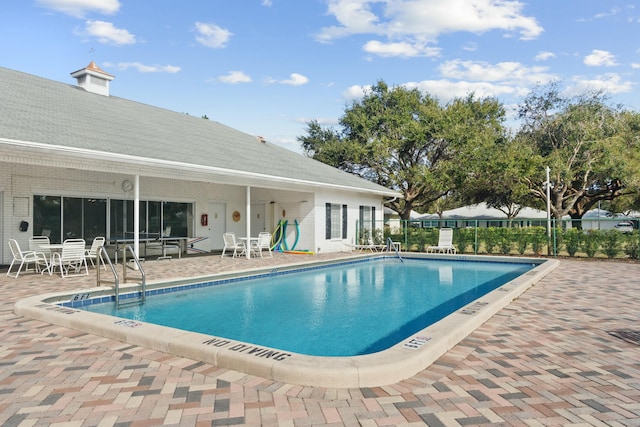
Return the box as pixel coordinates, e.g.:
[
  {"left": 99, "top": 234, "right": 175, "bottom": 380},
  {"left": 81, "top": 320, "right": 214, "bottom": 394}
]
[
  {"left": 564, "top": 73, "right": 634, "bottom": 96},
  {"left": 112, "top": 62, "right": 180, "bottom": 73},
  {"left": 439, "top": 60, "right": 556, "bottom": 86},
  {"left": 262, "top": 0, "right": 273, "bottom": 6},
  {"left": 342, "top": 85, "right": 370, "bottom": 102},
  {"left": 632, "top": 63, "right": 640, "bottom": 69},
  {"left": 36, "top": 0, "right": 120, "bottom": 18},
  {"left": 462, "top": 42, "right": 477, "bottom": 52},
  {"left": 281, "top": 73, "right": 309, "bottom": 86},
  {"left": 535, "top": 51, "right": 555, "bottom": 61},
  {"left": 342, "top": 80, "right": 523, "bottom": 105},
  {"left": 584, "top": 49, "right": 618, "bottom": 67},
  {"left": 84, "top": 20, "right": 135, "bottom": 45},
  {"left": 218, "top": 71, "right": 252, "bottom": 84},
  {"left": 363, "top": 40, "right": 440, "bottom": 57},
  {"left": 317, "top": 0, "right": 543, "bottom": 58},
  {"left": 594, "top": 7, "right": 621, "bottom": 19},
  {"left": 195, "top": 22, "right": 232, "bottom": 48},
  {"left": 295, "top": 117, "right": 339, "bottom": 126},
  {"left": 266, "top": 73, "right": 310, "bottom": 86},
  {"left": 406, "top": 80, "right": 526, "bottom": 103},
  {"left": 317, "top": 0, "right": 382, "bottom": 42},
  {"left": 343, "top": 59, "right": 558, "bottom": 105}
]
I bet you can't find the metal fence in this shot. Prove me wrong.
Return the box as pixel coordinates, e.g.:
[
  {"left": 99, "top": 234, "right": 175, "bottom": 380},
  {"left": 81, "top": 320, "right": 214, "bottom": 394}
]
[{"left": 357, "top": 218, "right": 639, "bottom": 260}]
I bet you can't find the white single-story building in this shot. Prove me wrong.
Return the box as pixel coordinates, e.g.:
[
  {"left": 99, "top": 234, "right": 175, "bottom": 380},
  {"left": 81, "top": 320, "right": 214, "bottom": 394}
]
[
  {"left": 0, "top": 63, "right": 401, "bottom": 264},
  {"left": 580, "top": 209, "right": 637, "bottom": 231},
  {"left": 416, "top": 203, "right": 637, "bottom": 231},
  {"left": 416, "top": 203, "right": 549, "bottom": 228}
]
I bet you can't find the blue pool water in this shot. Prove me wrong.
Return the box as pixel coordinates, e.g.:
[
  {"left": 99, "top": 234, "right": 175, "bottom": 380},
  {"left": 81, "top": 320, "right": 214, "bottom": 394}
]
[{"left": 82, "top": 258, "right": 533, "bottom": 356}]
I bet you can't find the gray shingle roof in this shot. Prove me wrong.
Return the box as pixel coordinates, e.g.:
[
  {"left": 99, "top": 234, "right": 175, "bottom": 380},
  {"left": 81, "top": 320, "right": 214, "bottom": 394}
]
[{"left": 0, "top": 66, "right": 399, "bottom": 197}]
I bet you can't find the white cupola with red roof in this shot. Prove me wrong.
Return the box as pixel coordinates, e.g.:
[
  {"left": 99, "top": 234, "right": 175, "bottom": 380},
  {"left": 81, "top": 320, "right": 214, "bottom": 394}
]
[{"left": 70, "top": 61, "right": 115, "bottom": 96}]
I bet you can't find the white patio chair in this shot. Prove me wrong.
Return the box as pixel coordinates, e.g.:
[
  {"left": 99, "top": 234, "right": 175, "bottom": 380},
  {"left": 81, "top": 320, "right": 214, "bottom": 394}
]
[
  {"left": 29, "top": 235, "right": 50, "bottom": 252},
  {"left": 221, "top": 232, "right": 245, "bottom": 258},
  {"left": 50, "top": 239, "right": 89, "bottom": 277},
  {"left": 29, "top": 236, "right": 52, "bottom": 270},
  {"left": 426, "top": 228, "right": 457, "bottom": 254},
  {"left": 251, "top": 232, "right": 273, "bottom": 258},
  {"left": 84, "top": 236, "right": 106, "bottom": 269},
  {"left": 6, "top": 239, "right": 48, "bottom": 278}
]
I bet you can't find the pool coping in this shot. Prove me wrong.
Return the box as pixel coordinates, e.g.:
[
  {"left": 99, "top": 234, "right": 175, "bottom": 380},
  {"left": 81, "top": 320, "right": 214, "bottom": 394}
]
[{"left": 14, "top": 253, "right": 559, "bottom": 388}]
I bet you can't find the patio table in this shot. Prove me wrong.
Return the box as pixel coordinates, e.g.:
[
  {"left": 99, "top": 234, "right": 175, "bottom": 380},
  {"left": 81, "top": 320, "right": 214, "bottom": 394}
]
[{"left": 238, "top": 237, "right": 259, "bottom": 257}]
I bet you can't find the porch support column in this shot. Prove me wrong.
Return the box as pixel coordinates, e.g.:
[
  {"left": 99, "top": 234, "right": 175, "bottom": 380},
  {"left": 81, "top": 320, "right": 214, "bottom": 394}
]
[
  {"left": 246, "top": 186, "right": 251, "bottom": 259},
  {"left": 134, "top": 175, "right": 140, "bottom": 263}
]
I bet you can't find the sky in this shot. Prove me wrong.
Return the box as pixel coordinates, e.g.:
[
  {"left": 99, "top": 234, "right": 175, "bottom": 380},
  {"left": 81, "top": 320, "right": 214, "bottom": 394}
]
[{"left": 2, "top": 0, "right": 639, "bottom": 153}]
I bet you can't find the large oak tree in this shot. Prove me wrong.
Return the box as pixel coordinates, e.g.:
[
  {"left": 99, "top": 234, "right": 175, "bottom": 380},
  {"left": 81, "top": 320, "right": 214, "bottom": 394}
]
[
  {"left": 515, "top": 84, "right": 640, "bottom": 221},
  {"left": 298, "top": 81, "right": 507, "bottom": 219}
]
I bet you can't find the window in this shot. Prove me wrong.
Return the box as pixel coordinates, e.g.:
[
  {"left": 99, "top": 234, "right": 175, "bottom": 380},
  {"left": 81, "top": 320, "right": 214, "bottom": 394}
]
[
  {"left": 326, "top": 203, "right": 347, "bottom": 239},
  {"left": 110, "top": 199, "right": 192, "bottom": 237},
  {"left": 110, "top": 199, "right": 144, "bottom": 238},
  {"left": 33, "top": 196, "right": 61, "bottom": 242},
  {"left": 34, "top": 195, "right": 192, "bottom": 243},
  {"left": 163, "top": 201, "right": 191, "bottom": 237},
  {"left": 33, "top": 196, "right": 107, "bottom": 243},
  {"left": 359, "top": 205, "right": 376, "bottom": 243}
]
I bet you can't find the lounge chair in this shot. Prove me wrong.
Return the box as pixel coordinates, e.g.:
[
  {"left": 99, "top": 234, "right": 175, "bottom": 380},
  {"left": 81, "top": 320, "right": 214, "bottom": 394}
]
[
  {"left": 426, "top": 228, "right": 457, "bottom": 254},
  {"left": 353, "top": 236, "right": 387, "bottom": 252},
  {"left": 50, "top": 239, "right": 89, "bottom": 277},
  {"left": 221, "top": 232, "right": 245, "bottom": 258},
  {"left": 84, "top": 236, "right": 106, "bottom": 269},
  {"left": 251, "top": 232, "right": 273, "bottom": 257},
  {"left": 7, "top": 239, "right": 48, "bottom": 278}
]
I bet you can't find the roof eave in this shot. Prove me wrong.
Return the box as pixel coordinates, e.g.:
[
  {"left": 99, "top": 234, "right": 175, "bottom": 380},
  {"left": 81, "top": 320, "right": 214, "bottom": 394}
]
[{"left": 0, "top": 138, "right": 402, "bottom": 198}]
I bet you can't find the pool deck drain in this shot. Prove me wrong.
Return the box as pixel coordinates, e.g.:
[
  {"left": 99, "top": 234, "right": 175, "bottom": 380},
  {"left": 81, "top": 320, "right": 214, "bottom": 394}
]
[{"left": 1, "top": 253, "right": 639, "bottom": 425}]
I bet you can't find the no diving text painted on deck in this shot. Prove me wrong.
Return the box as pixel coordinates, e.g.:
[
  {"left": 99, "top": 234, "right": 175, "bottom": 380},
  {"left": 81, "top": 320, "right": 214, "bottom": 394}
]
[{"left": 203, "top": 337, "right": 292, "bottom": 361}]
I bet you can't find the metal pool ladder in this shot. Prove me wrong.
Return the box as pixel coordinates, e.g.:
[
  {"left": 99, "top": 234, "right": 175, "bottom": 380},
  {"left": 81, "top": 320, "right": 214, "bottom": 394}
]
[
  {"left": 96, "top": 245, "right": 146, "bottom": 307},
  {"left": 387, "top": 237, "right": 403, "bottom": 263}
]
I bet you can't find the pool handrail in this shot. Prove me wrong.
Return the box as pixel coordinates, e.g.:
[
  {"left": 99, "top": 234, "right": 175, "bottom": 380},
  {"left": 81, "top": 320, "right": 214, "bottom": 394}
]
[
  {"left": 387, "top": 237, "right": 403, "bottom": 262},
  {"left": 96, "top": 246, "right": 119, "bottom": 290},
  {"left": 96, "top": 244, "right": 146, "bottom": 307}
]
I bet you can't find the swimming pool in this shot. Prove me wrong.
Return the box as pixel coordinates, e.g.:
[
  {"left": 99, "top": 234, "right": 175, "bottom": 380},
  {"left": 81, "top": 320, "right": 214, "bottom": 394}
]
[
  {"left": 15, "top": 253, "right": 559, "bottom": 388},
  {"left": 81, "top": 258, "right": 533, "bottom": 357}
]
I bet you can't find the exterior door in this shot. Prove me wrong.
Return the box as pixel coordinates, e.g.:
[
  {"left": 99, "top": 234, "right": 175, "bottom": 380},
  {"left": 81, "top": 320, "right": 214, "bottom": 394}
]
[
  {"left": 208, "top": 202, "right": 226, "bottom": 251},
  {"left": 250, "top": 203, "right": 266, "bottom": 236}
]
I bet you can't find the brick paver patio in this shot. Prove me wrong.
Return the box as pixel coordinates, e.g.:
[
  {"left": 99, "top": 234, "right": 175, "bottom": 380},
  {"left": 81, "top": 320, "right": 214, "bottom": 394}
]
[{"left": 1, "top": 253, "right": 638, "bottom": 426}]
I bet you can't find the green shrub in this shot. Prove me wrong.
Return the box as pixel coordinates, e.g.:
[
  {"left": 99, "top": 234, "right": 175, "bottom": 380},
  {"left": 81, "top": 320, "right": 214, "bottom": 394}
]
[
  {"left": 482, "top": 227, "right": 500, "bottom": 254},
  {"left": 497, "top": 228, "right": 514, "bottom": 254},
  {"left": 623, "top": 232, "right": 639, "bottom": 259},
  {"left": 601, "top": 230, "right": 620, "bottom": 259},
  {"left": 529, "top": 227, "right": 547, "bottom": 255},
  {"left": 581, "top": 230, "right": 601, "bottom": 257},
  {"left": 454, "top": 228, "right": 474, "bottom": 253},
  {"left": 562, "top": 228, "right": 582, "bottom": 257},
  {"left": 514, "top": 229, "right": 529, "bottom": 254},
  {"left": 405, "top": 227, "right": 440, "bottom": 252},
  {"left": 372, "top": 228, "right": 384, "bottom": 245},
  {"left": 359, "top": 228, "right": 371, "bottom": 245}
]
